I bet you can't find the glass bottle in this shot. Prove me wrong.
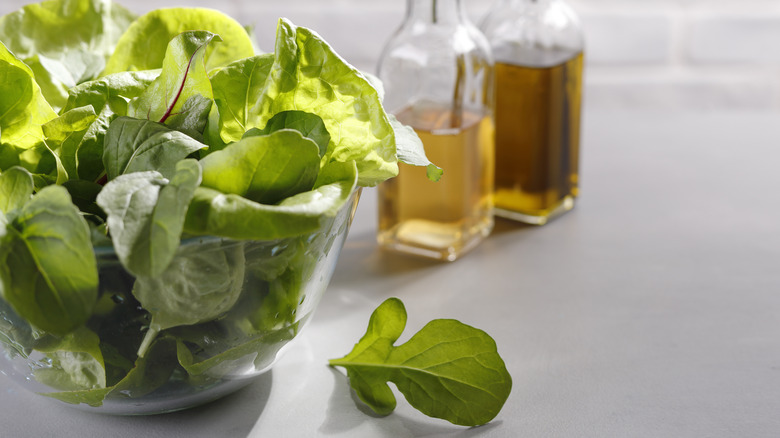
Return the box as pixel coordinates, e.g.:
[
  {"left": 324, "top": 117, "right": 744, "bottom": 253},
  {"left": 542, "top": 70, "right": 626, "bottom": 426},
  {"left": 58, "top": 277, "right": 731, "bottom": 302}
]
[
  {"left": 480, "top": 0, "right": 584, "bottom": 225},
  {"left": 376, "top": 0, "right": 495, "bottom": 262}
]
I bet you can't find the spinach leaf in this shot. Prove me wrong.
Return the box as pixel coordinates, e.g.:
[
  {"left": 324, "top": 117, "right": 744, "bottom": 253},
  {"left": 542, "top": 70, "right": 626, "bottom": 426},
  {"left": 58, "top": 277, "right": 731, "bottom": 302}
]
[
  {"left": 33, "top": 326, "right": 106, "bottom": 392},
  {"left": 128, "top": 31, "right": 217, "bottom": 125},
  {"left": 103, "top": 7, "right": 255, "bottom": 75},
  {"left": 103, "top": 116, "right": 207, "bottom": 180},
  {"left": 164, "top": 94, "right": 213, "bottom": 141},
  {"left": 243, "top": 110, "right": 331, "bottom": 158},
  {"left": 96, "top": 159, "right": 202, "bottom": 278},
  {"left": 133, "top": 239, "right": 246, "bottom": 357},
  {"left": 209, "top": 54, "right": 274, "bottom": 143},
  {"left": 184, "top": 173, "right": 356, "bottom": 241},
  {"left": 40, "top": 337, "right": 178, "bottom": 407},
  {"left": 0, "top": 166, "right": 34, "bottom": 213},
  {"left": 0, "top": 0, "right": 137, "bottom": 110},
  {"left": 0, "top": 185, "right": 98, "bottom": 335},
  {"left": 329, "top": 298, "right": 512, "bottom": 427},
  {"left": 199, "top": 129, "right": 320, "bottom": 205},
  {"left": 61, "top": 70, "right": 158, "bottom": 181}
]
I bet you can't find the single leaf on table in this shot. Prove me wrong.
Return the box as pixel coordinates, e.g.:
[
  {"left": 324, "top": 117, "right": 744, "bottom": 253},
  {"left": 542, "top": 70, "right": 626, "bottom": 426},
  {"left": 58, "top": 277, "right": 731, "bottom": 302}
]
[
  {"left": 133, "top": 240, "right": 246, "bottom": 357},
  {"left": 209, "top": 54, "right": 274, "bottom": 144},
  {"left": 388, "top": 114, "right": 443, "bottom": 182},
  {"left": 199, "top": 129, "right": 320, "bottom": 205},
  {"left": 96, "top": 159, "right": 202, "bottom": 278},
  {"left": 243, "top": 110, "right": 331, "bottom": 158},
  {"left": 329, "top": 298, "right": 513, "bottom": 427},
  {"left": 0, "top": 166, "right": 34, "bottom": 214},
  {"left": 184, "top": 168, "right": 357, "bottom": 241},
  {"left": 128, "top": 31, "right": 218, "bottom": 125},
  {"left": 103, "top": 116, "right": 207, "bottom": 180},
  {"left": 103, "top": 7, "right": 255, "bottom": 75},
  {"left": 246, "top": 19, "right": 399, "bottom": 187},
  {"left": 0, "top": 185, "right": 98, "bottom": 335}
]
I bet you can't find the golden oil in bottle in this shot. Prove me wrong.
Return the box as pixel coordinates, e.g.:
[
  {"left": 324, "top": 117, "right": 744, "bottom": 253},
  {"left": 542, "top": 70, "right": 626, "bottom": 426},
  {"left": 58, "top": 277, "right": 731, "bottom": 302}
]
[
  {"left": 377, "top": 103, "right": 494, "bottom": 262},
  {"left": 493, "top": 53, "right": 583, "bottom": 224}
]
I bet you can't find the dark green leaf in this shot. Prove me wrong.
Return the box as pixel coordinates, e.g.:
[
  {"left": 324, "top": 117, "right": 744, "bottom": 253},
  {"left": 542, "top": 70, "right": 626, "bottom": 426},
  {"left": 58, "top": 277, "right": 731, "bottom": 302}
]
[
  {"left": 103, "top": 116, "right": 207, "bottom": 180},
  {"left": 164, "top": 94, "right": 213, "bottom": 141},
  {"left": 199, "top": 129, "right": 320, "bottom": 205},
  {"left": 0, "top": 185, "right": 98, "bottom": 335},
  {"left": 96, "top": 159, "right": 202, "bottom": 278},
  {"left": 133, "top": 239, "right": 246, "bottom": 356},
  {"left": 330, "top": 298, "right": 513, "bottom": 427}
]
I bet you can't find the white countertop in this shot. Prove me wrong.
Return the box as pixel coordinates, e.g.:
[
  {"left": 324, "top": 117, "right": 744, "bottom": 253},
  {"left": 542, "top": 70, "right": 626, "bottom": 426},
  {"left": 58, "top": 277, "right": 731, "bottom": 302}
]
[{"left": 2, "top": 110, "right": 779, "bottom": 437}]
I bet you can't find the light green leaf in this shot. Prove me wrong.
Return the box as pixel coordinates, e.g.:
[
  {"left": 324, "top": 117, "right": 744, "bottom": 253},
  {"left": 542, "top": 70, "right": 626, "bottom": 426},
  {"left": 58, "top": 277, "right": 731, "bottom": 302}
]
[
  {"left": 330, "top": 298, "right": 513, "bottom": 427},
  {"left": 103, "top": 116, "right": 207, "bottom": 180},
  {"left": 184, "top": 171, "right": 357, "bottom": 240},
  {"left": 243, "top": 110, "right": 331, "bottom": 158},
  {"left": 103, "top": 7, "right": 254, "bottom": 75},
  {"left": 41, "top": 105, "right": 97, "bottom": 180},
  {"left": 254, "top": 19, "right": 398, "bottom": 187},
  {"left": 209, "top": 54, "right": 274, "bottom": 143},
  {"left": 133, "top": 239, "right": 245, "bottom": 357},
  {"left": 96, "top": 159, "right": 202, "bottom": 278},
  {"left": 0, "top": 0, "right": 137, "bottom": 107},
  {"left": 164, "top": 94, "right": 213, "bottom": 141},
  {"left": 128, "top": 31, "right": 218, "bottom": 125},
  {"left": 34, "top": 326, "right": 106, "bottom": 392},
  {"left": 200, "top": 129, "right": 320, "bottom": 205},
  {"left": 0, "top": 166, "right": 34, "bottom": 213},
  {"left": 40, "top": 337, "right": 177, "bottom": 407},
  {"left": 388, "top": 114, "right": 443, "bottom": 182},
  {"left": 0, "top": 185, "right": 98, "bottom": 335},
  {"left": 0, "top": 44, "right": 57, "bottom": 150}
]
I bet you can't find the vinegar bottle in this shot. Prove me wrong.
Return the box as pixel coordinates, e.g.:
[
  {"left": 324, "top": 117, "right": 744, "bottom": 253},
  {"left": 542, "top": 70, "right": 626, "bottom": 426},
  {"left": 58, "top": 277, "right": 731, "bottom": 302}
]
[
  {"left": 480, "top": 0, "right": 584, "bottom": 225},
  {"left": 376, "top": 0, "right": 495, "bottom": 262}
]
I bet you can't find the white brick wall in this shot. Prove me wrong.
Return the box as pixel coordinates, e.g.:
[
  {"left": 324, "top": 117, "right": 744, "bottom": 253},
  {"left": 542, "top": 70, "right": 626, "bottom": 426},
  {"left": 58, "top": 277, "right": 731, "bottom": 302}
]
[{"left": 3, "top": 0, "right": 780, "bottom": 110}]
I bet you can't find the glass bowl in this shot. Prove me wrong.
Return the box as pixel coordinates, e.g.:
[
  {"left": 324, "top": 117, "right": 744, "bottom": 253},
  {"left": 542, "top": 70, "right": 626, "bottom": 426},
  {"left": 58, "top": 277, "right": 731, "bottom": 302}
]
[{"left": 0, "top": 189, "right": 360, "bottom": 415}]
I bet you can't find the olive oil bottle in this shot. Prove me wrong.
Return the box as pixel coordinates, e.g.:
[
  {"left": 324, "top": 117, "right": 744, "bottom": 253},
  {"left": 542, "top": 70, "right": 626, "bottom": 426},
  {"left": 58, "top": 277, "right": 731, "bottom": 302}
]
[
  {"left": 376, "top": 0, "right": 495, "bottom": 261},
  {"left": 481, "top": 0, "right": 585, "bottom": 225}
]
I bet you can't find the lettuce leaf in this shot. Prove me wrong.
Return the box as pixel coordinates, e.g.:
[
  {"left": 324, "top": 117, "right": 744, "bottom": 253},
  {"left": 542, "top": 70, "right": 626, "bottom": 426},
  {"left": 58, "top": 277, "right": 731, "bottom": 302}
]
[
  {"left": 102, "top": 7, "right": 254, "bottom": 75},
  {"left": 0, "top": 0, "right": 137, "bottom": 110}
]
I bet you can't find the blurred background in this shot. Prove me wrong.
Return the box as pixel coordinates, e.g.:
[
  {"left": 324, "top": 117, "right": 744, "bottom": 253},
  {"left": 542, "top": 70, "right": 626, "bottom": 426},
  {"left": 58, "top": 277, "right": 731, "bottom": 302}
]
[{"left": 3, "top": 0, "right": 780, "bottom": 111}]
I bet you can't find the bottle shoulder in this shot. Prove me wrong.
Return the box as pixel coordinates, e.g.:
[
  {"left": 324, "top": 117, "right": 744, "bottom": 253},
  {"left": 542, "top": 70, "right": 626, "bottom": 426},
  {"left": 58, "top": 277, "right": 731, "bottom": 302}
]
[{"left": 480, "top": 0, "right": 584, "bottom": 66}]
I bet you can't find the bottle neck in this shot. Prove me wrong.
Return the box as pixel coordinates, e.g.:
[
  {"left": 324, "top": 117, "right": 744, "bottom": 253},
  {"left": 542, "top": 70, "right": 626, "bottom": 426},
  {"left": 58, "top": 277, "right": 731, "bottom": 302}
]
[{"left": 406, "top": 0, "right": 466, "bottom": 25}]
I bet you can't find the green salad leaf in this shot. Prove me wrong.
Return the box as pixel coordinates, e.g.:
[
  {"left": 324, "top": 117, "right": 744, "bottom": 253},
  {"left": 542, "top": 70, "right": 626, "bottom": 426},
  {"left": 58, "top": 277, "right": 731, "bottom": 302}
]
[
  {"left": 0, "top": 0, "right": 137, "bottom": 110},
  {"left": 0, "top": 166, "right": 34, "bottom": 213},
  {"left": 103, "top": 116, "right": 207, "bottom": 180},
  {"left": 209, "top": 54, "right": 274, "bottom": 144},
  {"left": 243, "top": 110, "right": 331, "bottom": 158},
  {"left": 133, "top": 239, "right": 245, "bottom": 357},
  {"left": 96, "top": 159, "right": 201, "bottom": 277},
  {"left": 33, "top": 326, "right": 106, "bottom": 391},
  {"left": 103, "top": 7, "right": 254, "bottom": 74},
  {"left": 200, "top": 129, "right": 320, "bottom": 205},
  {"left": 330, "top": 298, "right": 512, "bottom": 427},
  {"left": 128, "top": 31, "right": 217, "bottom": 125},
  {"left": 0, "top": 185, "right": 98, "bottom": 335}
]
